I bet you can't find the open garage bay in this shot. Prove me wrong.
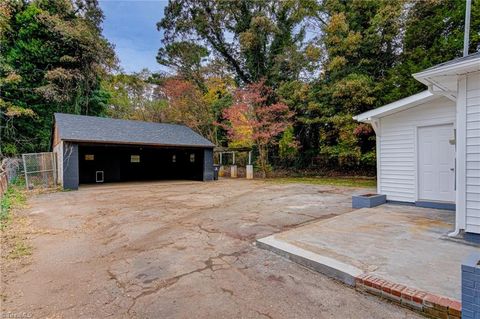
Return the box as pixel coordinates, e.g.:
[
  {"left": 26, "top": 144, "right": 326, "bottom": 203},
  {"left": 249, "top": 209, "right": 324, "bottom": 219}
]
[{"left": 78, "top": 144, "right": 205, "bottom": 183}]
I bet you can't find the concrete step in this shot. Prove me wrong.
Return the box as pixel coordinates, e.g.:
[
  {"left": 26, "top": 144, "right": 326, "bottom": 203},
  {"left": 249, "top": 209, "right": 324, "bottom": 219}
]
[{"left": 256, "top": 235, "right": 363, "bottom": 286}]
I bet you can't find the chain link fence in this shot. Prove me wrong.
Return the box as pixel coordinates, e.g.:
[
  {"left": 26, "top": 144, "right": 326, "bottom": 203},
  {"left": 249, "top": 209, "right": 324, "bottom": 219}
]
[
  {"left": 0, "top": 157, "right": 23, "bottom": 197},
  {"left": 22, "top": 152, "right": 57, "bottom": 190}
]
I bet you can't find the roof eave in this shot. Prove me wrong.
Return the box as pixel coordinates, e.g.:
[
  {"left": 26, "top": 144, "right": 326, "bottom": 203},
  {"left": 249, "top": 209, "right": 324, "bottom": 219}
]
[
  {"left": 413, "top": 58, "right": 480, "bottom": 80},
  {"left": 60, "top": 139, "right": 215, "bottom": 149},
  {"left": 353, "top": 91, "right": 435, "bottom": 122}
]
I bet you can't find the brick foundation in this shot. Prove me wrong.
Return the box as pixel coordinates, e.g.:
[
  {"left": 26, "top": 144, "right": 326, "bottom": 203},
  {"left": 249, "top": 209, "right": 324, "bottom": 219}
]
[{"left": 355, "top": 273, "right": 461, "bottom": 319}]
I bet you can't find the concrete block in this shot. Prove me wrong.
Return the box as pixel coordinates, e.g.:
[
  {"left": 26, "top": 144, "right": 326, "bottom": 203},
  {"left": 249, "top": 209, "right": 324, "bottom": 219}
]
[
  {"left": 463, "top": 278, "right": 475, "bottom": 288},
  {"left": 352, "top": 194, "right": 386, "bottom": 208},
  {"left": 464, "top": 264, "right": 476, "bottom": 273},
  {"left": 464, "top": 293, "right": 475, "bottom": 304},
  {"left": 464, "top": 273, "right": 480, "bottom": 283},
  {"left": 463, "top": 308, "right": 474, "bottom": 318},
  {"left": 230, "top": 165, "right": 237, "bottom": 178},
  {"left": 464, "top": 287, "right": 476, "bottom": 297},
  {"left": 462, "top": 252, "right": 480, "bottom": 318},
  {"left": 246, "top": 165, "right": 253, "bottom": 179}
]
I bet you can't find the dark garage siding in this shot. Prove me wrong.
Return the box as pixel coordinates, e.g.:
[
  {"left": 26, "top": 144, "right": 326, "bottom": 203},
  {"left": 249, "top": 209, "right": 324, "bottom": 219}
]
[{"left": 78, "top": 144, "right": 205, "bottom": 184}]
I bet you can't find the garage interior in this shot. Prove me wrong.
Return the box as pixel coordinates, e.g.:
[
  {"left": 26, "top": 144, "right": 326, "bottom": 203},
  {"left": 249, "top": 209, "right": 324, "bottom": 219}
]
[{"left": 78, "top": 144, "right": 205, "bottom": 183}]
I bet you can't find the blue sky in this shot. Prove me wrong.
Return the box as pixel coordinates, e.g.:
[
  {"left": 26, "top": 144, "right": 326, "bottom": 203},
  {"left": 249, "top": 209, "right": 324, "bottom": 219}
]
[{"left": 99, "top": 1, "right": 168, "bottom": 74}]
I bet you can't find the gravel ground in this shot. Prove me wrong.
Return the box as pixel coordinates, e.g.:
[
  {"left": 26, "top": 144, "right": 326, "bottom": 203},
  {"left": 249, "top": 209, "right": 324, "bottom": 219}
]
[{"left": 1, "top": 179, "right": 421, "bottom": 318}]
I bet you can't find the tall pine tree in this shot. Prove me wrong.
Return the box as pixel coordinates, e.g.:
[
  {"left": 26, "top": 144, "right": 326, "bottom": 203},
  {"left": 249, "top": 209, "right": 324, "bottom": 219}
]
[{"left": 0, "top": 0, "right": 116, "bottom": 155}]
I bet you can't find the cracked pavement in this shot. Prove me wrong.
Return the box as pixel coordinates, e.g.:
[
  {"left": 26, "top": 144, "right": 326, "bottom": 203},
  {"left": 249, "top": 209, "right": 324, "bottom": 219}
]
[{"left": 1, "top": 179, "right": 421, "bottom": 318}]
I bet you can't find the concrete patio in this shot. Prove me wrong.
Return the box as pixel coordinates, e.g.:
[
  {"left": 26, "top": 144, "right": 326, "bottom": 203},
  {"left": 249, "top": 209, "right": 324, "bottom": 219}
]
[{"left": 257, "top": 204, "right": 479, "bottom": 300}]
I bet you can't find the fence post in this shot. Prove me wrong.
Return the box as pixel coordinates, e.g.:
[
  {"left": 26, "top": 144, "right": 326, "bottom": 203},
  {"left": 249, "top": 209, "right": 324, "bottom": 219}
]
[
  {"left": 22, "top": 154, "right": 28, "bottom": 190},
  {"left": 0, "top": 172, "right": 7, "bottom": 197}
]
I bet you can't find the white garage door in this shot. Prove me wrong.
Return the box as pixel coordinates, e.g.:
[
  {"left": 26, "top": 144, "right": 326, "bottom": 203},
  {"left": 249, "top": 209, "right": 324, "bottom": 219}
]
[{"left": 418, "top": 124, "right": 455, "bottom": 202}]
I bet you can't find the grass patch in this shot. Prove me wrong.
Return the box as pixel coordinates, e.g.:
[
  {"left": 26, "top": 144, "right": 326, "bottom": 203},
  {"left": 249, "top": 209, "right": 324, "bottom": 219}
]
[
  {"left": 1, "top": 178, "right": 27, "bottom": 230},
  {"left": 1, "top": 178, "right": 32, "bottom": 277},
  {"left": 268, "top": 176, "right": 376, "bottom": 188},
  {"left": 8, "top": 240, "right": 32, "bottom": 259}
]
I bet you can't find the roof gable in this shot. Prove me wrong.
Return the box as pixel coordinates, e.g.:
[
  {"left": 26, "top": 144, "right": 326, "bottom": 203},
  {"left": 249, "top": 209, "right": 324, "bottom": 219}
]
[
  {"left": 54, "top": 113, "right": 215, "bottom": 148},
  {"left": 353, "top": 91, "right": 439, "bottom": 122},
  {"left": 413, "top": 52, "right": 480, "bottom": 98},
  {"left": 414, "top": 51, "right": 480, "bottom": 77},
  {"left": 355, "top": 52, "right": 479, "bottom": 124}
]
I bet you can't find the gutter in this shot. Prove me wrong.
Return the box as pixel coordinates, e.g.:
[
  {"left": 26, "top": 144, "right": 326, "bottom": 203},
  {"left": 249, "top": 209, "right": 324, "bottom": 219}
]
[{"left": 412, "top": 57, "right": 480, "bottom": 80}]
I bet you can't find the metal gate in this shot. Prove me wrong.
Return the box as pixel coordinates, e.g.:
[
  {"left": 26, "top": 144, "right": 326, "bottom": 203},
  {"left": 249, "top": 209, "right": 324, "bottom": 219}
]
[{"left": 22, "top": 152, "right": 57, "bottom": 190}]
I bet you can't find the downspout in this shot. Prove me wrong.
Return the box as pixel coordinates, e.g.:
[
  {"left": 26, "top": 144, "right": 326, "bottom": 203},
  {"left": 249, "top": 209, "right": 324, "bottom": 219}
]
[
  {"left": 370, "top": 119, "right": 381, "bottom": 195},
  {"left": 449, "top": 0, "right": 470, "bottom": 236},
  {"left": 449, "top": 75, "right": 467, "bottom": 237}
]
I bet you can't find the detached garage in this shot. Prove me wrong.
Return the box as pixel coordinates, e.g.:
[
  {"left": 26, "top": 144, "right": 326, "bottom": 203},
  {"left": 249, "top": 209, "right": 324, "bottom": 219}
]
[{"left": 52, "top": 113, "right": 215, "bottom": 190}]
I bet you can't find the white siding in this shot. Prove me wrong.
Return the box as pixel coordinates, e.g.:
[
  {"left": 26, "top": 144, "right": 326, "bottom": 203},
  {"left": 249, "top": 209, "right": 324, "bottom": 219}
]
[
  {"left": 466, "top": 71, "right": 480, "bottom": 233},
  {"left": 378, "top": 97, "right": 456, "bottom": 202}
]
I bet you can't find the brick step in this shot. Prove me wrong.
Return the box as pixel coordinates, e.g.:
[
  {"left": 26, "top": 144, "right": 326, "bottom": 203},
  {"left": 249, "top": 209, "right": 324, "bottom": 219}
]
[{"left": 355, "top": 273, "right": 461, "bottom": 319}]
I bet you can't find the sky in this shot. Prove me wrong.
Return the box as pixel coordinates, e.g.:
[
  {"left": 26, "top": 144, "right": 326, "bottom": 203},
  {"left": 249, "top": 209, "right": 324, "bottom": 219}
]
[{"left": 99, "top": 0, "right": 168, "bottom": 74}]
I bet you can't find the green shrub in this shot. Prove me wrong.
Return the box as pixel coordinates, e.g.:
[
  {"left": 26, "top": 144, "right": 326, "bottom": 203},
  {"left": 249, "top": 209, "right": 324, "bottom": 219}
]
[{"left": 279, "top": 126, "right": 299, "bottom": 161}]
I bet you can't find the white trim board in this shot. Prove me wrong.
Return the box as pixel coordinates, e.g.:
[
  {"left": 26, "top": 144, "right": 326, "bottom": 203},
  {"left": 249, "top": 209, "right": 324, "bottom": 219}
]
[{"left": 353, "top": 91, "right": 436, "bottom": 122}]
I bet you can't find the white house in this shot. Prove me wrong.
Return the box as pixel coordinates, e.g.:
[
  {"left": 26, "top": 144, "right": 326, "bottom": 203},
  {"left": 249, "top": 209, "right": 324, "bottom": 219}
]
[{"left": 354, "top": 52, "right": 480, "bottom": 238}]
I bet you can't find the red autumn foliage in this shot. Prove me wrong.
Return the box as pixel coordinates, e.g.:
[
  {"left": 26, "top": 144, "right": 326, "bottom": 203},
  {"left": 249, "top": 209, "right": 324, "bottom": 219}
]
[
  {"left": 354, "top": 123, "right": 373, "bottom": 137},
  {"left": 162, "top": 78, "right": 216, "bottom": 142},
  {"left": 221, "top": 80, "right": 293, "bottom": 176}
]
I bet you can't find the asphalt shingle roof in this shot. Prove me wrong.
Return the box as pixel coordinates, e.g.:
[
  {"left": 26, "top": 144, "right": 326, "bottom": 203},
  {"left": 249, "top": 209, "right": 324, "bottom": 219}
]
[
  {"left": 54, "top": 113, "right": 215, "bottom": 148},
  {"left": 419, "top": 51, "right": 480, "bottom": 73}
]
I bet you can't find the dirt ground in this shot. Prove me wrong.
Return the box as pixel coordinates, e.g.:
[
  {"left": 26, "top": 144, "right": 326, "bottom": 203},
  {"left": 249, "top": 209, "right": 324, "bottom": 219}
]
[{"left": 1, "top": 179, "right": 421, "bottom": 318}]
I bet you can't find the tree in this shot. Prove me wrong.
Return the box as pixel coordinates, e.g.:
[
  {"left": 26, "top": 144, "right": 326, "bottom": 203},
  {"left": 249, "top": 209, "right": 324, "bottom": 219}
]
[
  {"left": 103, "top": 68, "right": 234, "bottom": 145},
  {"left": 157, "top": 0, "right": 323, "bottom": 86},
  {"left": 157, "top": 0, "right": 480, "bottom": 175},
  {"left": 162, "top": 78, "right": 219, "bottom": 142},
  {"left": 221, "top": 80, "right": 292, "bottom": 177},
  {"left": 383, "top": 0, "right": 480, "bottom": 103},
  {"left": 301, "top": 0, "right": 404, "bottom": 170},
  {"left": 278, "top": 125, "right": 300, "bottom": 165},
  {"left": 157, "top": 42, "right": 209, "bottom": 92},
  {"left": 102, "top": 70, "right": 168, "bottom": 122},
  {"left": 0, "top": 0, "right": 115, "bottom": 154}
]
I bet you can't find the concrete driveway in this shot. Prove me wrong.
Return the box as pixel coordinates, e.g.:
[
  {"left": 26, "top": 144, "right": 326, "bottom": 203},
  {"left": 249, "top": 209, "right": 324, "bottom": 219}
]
[
  {"left": 1, "top": 180, "right": 421, "bottom": 318},
  {"left": 259, "top": 204, "right": 478, "bottom": 300}
]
